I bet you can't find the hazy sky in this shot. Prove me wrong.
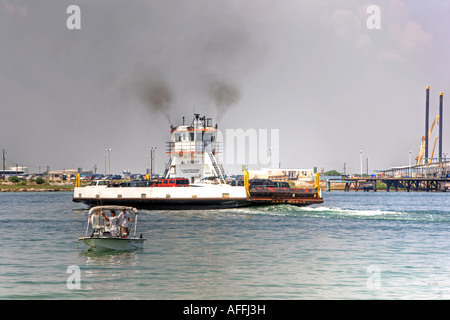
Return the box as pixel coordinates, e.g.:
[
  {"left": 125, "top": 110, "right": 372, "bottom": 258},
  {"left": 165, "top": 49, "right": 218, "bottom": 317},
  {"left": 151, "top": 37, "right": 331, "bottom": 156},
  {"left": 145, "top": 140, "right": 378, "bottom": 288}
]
[{"left": 1, "top": 0, "right": 449, "bottom": 175}]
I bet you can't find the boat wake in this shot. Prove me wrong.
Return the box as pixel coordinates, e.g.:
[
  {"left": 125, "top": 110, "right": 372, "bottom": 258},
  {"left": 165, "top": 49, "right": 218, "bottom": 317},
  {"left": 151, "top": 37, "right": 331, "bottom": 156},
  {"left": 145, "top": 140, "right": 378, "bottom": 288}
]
[
  {"left": 295, "top": 205, "right": 450, "bottom": 223},
  {"left": 139, "top": 202, "right": 450, "bottom": 223},
  {"left": 299, "top": 205, "right": 400, "bottom": 215},
  {"left": 227, "top": 204, "right": 450, "bottom": 223}
]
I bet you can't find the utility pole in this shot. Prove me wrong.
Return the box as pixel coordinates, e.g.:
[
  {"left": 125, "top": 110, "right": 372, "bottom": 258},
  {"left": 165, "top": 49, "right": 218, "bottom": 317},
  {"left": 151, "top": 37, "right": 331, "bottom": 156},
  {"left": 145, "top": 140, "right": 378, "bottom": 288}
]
[
  {"left": 2, "top": 149, "right": 5, "bottom": 181},
  {"left": 366, "top": 157, "right": 369, "bottom": 176},
  {"left": 106, "top": 148, "right": 112, "bottom": 174},
  {"left": 360, "top": 150, "right": 363, "bottom": 177},
  {"left": 409, "top": 150, "right": 412, "bottom": 177},
  {"left": 151, "top": 146, "right": 157, "bottom": 178},
  {"left": 268, "top": 147, "right": 272, "bottom": 169}
]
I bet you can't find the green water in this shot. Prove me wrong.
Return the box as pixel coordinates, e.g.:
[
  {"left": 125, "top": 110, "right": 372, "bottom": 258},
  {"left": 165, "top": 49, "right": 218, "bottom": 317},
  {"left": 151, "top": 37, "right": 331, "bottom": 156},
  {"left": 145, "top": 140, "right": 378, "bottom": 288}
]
[{"left": 2, "top": 191, "right": 450, "bottom": 299}]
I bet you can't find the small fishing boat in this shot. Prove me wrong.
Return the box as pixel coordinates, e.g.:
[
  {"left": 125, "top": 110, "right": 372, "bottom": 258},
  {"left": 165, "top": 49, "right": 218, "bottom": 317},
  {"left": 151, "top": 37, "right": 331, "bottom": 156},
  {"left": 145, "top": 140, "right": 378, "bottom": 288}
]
[{"left": 78, "top": 205, "right": 146, "bottom": 251}]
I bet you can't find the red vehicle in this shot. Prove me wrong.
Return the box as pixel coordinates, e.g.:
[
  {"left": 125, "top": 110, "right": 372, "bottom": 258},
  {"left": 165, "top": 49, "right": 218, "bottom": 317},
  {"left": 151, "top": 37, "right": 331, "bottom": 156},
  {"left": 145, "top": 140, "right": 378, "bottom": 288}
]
[{"left": 155, "top": 178, "right": 190, "bottom": 187}]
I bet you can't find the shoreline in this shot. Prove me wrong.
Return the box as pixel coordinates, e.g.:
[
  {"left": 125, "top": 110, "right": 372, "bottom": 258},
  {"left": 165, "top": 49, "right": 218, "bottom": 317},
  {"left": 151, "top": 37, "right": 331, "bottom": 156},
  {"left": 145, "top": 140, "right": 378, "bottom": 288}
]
[
  {"left": 0, "top": 182, "right": 76, "bottom": 192},
  {"left": 0, "top": 188, "right": 73, "bottom": 192},
  {"left": 0, "top": 180, "right": 389, "bottom": 192}
]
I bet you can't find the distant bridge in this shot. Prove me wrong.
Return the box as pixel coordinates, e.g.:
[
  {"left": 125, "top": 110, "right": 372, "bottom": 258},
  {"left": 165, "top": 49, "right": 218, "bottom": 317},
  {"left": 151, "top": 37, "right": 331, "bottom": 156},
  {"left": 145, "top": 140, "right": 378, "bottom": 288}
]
[{"left": 336, "top": 177, "right": 450, "bottom": 192}]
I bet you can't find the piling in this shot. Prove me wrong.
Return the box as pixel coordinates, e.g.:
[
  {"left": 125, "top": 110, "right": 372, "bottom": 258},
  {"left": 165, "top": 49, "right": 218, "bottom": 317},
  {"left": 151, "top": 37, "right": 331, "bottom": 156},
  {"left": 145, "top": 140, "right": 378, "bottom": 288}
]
[
  {"left": 425, "top": 86, "right": 430, "bottom": 163},
  {"left": 439, "top": 92, "right": 444, "bottom": 161}
]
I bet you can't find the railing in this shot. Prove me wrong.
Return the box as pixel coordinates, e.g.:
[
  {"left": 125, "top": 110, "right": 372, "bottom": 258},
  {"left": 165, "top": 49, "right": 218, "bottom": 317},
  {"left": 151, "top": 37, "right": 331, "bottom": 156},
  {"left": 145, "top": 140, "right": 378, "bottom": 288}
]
[
  {"left": 166, "top": 141, "right": 223, "bottom": 155},
  {"left": 162, "top": 157, "right": 172, "bottom": 178},
  {"left": 269, "top": 175, "right": 299, "bottom": 181},
  {"left": 375, "top": 160, "right": 450, "bottom": 178},
  {"left": 208, "top": 152, "right": 227, "bottom": 181}
]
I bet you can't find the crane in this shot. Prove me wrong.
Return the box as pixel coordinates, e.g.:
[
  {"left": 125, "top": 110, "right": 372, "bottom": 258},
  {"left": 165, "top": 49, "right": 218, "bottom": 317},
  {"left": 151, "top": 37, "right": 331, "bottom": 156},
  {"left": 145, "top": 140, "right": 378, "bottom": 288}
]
[
  {"left": 416, "top": 115, "right": 439, "bottom": 165},
  {"left": 430, "top": 136, "right": 439, "bottom": 160}
]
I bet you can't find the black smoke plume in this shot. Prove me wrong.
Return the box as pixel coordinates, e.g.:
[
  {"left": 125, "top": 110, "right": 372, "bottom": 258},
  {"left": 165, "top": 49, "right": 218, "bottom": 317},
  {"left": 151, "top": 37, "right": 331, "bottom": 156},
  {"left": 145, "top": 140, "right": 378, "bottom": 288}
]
[
  {"left": 208, "top": 76, "right": 241, "bottom": 118},
  {"left": 133, "top": 72, "right": 173, "bottom": 123}
]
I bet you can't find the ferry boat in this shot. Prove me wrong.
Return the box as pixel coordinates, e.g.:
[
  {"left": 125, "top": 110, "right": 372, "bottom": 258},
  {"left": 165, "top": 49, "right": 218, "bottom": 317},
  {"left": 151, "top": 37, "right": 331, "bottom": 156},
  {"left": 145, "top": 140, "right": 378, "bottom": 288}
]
[{"left": 72, "top": 114, "right": 323, "bottom": 209}]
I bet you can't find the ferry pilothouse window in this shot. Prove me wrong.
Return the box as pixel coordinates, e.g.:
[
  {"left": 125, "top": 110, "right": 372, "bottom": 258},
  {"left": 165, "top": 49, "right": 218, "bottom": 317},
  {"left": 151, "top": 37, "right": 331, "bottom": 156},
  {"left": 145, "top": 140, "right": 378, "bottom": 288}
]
[
  {"left": 203, "top": 132, "right": 214, "bottom": 142},
  {"left": 195, "top": 132, "right": 203, "bottom": 151}
]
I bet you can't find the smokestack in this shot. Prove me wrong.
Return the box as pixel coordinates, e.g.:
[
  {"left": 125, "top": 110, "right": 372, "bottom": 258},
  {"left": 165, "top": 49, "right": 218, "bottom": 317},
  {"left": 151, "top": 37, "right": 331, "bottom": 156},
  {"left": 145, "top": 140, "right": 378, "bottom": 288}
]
[
  {"left": 425, "top": 86, "right": 430, "bottom": 164},
  {"left": 439, "top": 92, "right": 444, "bottom": 161}
]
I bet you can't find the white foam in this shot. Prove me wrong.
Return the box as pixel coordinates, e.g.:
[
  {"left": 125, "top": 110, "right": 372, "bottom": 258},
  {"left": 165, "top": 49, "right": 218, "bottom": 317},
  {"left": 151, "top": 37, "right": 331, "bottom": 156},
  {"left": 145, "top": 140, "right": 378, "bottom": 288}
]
[{"left": 297, "top": 206, "right": 406, "bottom": 217}]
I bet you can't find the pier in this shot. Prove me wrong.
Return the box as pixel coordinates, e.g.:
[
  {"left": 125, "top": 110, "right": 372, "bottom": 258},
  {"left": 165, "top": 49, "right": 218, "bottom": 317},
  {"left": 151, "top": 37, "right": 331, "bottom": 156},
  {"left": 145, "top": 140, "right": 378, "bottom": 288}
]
[
  {"left": 340, "top": 176, "right": 450, "bottom": 192},
  {"left": 331, "top": 87, "right": 449, "bottom": 192},
  {"left": 329, "top": 160, "right": 450, "bottom": 192}
]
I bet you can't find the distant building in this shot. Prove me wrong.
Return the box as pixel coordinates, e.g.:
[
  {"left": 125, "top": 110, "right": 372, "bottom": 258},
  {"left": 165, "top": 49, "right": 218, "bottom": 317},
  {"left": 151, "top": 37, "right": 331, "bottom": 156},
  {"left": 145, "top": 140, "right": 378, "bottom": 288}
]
[
  {"left": 248, "top": 168, "right": 316, "bottom": 181},
  {"left": 48, "top": 169, "right": 93, "bottom": 181},
  {"left": 0, "top": 166, "right": 28, "bottom": 179},
  {"left": 10, "top": 166, "right": 28, "bottom": 173}
]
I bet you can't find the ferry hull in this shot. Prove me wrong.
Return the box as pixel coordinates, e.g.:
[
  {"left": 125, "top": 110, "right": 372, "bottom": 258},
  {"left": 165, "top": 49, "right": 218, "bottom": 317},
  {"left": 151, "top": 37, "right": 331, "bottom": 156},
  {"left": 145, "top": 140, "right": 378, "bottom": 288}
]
[
  {"left": 72, "top": 185, "right": 323, "bottom": 210},
  {"left": 72, "top": 195, "right": 323, "bottom": 210},
  {"left": 73, "top": 185, "right": 253, "bottom": 210},
  {"left": 73, "top": 197, "right": 253, "bottom": 210},
  {"left": 249, "top": 197, "right": 324, "bottom": 207}
]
